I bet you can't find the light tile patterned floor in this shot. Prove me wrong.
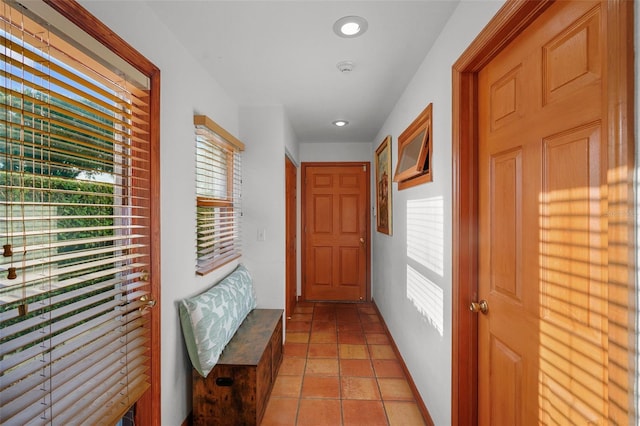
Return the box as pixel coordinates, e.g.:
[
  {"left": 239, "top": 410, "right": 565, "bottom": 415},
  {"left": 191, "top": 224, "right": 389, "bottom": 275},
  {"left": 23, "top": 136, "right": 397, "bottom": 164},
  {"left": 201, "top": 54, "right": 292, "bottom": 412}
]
[{"left": 261, "top": 302, "right": 427, "bottom": 426}]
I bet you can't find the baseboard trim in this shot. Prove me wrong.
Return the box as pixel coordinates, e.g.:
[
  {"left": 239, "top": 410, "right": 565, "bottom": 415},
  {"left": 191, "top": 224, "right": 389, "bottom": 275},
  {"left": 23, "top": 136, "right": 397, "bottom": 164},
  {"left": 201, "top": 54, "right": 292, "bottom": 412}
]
[{"left": 372, "top": 299, "right": 435, "bottom": 426}]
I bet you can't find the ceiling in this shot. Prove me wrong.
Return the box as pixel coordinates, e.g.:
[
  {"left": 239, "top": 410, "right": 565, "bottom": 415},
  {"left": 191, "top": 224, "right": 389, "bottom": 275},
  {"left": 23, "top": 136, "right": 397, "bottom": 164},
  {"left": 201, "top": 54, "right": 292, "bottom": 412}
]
[{"left": 146, "top": 1, "right": 460, "bottom": 143}]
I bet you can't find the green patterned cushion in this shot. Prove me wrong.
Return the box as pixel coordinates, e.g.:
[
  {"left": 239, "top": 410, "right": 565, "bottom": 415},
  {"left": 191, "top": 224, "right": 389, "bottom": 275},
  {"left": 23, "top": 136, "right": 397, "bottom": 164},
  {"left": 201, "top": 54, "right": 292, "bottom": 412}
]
[{"left": 179, "top": 264, "right": 257, "bottom": 377}]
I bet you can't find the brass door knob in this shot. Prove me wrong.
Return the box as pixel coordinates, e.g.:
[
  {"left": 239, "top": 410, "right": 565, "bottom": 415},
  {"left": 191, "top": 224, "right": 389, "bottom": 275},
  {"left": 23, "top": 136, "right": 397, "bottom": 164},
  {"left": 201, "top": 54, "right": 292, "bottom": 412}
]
[
  {"left": 470, "top": 300, "right": 488, "bottom": 314},
  {"left": 139, "top": 294, "right": 157, "bottom": 311}
]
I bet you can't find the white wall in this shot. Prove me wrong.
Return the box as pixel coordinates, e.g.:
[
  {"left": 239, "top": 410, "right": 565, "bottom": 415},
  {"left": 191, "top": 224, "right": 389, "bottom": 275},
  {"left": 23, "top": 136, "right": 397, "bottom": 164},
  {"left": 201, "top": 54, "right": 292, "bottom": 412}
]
[
  {"left": 76, "top": 3, "right": 278, "bottom": 425},
  {"left": 284, "top": 113, "right": 300, "bottom": 165},
  {"left": 300, "top": 141, "right": 372, "bottom": 162},
  {"left": 240, "top": 105, "right": 295, "bottom": 309},
  {"left": 370, "top": 2, "right": 504, "bottom": 425}
]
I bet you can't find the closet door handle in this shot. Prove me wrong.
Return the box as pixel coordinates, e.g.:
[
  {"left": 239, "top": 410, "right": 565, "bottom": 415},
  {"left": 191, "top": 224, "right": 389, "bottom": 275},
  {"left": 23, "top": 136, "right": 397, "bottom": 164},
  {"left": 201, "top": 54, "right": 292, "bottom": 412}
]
[{"left": 469, "top": 300, "right": 488, "bottom": 314}]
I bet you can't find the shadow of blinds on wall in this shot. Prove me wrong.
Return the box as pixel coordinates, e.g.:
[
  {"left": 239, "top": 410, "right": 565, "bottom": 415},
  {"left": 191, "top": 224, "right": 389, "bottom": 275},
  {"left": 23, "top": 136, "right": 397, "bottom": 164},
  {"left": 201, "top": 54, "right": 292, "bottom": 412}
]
[{"left": 0, "top": 1, "right": 152, "bottom": 424}]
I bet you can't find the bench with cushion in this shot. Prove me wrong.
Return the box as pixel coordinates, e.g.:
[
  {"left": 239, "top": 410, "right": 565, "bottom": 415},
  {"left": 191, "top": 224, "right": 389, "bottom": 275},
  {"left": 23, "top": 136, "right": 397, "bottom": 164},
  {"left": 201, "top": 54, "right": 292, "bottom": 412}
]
[{"left": 179, "top": 265, "right": 283, "bottom": 425}]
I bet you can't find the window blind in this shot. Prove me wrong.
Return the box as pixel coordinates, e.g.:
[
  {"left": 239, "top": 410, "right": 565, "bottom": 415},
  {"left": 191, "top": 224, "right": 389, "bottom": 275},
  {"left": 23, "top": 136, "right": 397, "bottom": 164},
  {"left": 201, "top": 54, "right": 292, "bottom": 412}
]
[
  {"left": 194, "top": 115, "right": 243, "bottom": 275},
  {"left": 0, "top": 1, "right": 153, "bottom": 424}
]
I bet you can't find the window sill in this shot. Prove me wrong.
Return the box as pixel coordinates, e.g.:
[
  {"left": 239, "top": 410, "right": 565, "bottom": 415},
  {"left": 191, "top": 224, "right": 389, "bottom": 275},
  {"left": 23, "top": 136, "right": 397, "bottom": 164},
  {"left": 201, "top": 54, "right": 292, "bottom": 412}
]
[{"left": 196, "top": 253, "right": 241, "bottom": 276}]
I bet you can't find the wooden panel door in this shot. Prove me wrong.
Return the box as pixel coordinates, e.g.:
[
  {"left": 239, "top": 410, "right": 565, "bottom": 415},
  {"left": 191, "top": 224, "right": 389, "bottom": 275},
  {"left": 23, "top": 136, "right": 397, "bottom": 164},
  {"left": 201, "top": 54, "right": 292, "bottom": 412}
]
[
  {"left": 302, "top": 163, "right": 370, "bottom": 301},
  {"left": 285, "top": 156, "right": 297, "bottom": 318},
  {"left": 477, "top": 1, "right": 611, "bottom": 423}
]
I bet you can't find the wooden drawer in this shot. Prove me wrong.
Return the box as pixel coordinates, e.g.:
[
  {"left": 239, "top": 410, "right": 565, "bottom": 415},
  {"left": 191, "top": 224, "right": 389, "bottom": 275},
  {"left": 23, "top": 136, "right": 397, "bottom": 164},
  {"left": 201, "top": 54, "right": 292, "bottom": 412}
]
[{"left": 192, "top": 309, "right": 283, "bottom": 426}]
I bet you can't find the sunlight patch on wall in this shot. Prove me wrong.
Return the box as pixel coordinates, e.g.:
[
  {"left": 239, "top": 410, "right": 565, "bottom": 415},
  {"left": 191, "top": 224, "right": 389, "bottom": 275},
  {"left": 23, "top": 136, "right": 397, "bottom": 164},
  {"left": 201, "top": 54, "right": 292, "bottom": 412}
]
[
  {"left": 407, "top": 196, "right": 444, "bottom": 276},
  {"left": 407, "top": 264, "right": 443, "bottom": 336}
]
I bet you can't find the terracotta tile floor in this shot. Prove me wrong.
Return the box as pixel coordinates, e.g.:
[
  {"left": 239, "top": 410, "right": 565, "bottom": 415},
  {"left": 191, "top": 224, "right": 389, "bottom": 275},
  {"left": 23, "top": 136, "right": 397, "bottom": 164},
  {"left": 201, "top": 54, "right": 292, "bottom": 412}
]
[{"left": 261, "top": 302, "right": 427, "bottom": 426}]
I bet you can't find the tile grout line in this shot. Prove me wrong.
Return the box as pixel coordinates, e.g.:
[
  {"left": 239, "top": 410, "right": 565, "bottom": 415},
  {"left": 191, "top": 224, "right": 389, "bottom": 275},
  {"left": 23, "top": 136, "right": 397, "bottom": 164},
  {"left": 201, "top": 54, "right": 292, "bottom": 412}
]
[
  {"left": 362, "top": 311, "right": 393, "bottom": 426},
  {"left": 371, "top": 300, "right": 432, "bottom": 426},
  {"left": 276, "top": 301, "right": 424, "bottom": 426},
  {"left": 366, "top": 307, "right": 392, "bottom": 426},
  {"left": 296, "top": 303, "right": 314, "bottom": 424}
]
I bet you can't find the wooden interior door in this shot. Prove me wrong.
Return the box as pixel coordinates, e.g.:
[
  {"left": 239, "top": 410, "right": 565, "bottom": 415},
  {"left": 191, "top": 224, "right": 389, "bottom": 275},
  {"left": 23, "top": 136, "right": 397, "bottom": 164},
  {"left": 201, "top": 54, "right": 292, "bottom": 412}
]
[
  {"left": 302, "top": 162, "right": 370, "bottom": 302},
  {"left": 285, "top": 156, "right": 297, "bottom": 318},
  {"left": 475, "top": 1, "right": 625, "bottom": 423}
]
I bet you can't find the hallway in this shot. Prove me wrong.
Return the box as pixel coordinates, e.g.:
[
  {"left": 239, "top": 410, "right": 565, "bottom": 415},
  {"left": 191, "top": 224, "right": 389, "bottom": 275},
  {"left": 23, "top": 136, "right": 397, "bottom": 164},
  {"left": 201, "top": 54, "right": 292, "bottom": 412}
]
[{"left": 261, "top": 302, "right": 427, "bottom": 425}]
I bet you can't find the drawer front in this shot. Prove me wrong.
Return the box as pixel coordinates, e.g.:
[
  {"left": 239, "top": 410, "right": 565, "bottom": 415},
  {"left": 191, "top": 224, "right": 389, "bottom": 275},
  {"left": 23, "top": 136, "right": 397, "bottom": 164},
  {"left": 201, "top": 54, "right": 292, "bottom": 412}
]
[{"left": 193, "top": 365, "right": 258, "bottom": 426}]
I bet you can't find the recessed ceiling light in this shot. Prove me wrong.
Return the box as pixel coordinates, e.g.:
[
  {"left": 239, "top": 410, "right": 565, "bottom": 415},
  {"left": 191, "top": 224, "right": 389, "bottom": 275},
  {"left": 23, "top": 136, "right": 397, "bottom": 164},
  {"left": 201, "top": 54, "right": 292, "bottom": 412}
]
[
  {"left": 333, "top": 120, "right": 349, "bottom": 127},
  {"left": 333, "top": 16, "right": 368, "bottom": 38}
]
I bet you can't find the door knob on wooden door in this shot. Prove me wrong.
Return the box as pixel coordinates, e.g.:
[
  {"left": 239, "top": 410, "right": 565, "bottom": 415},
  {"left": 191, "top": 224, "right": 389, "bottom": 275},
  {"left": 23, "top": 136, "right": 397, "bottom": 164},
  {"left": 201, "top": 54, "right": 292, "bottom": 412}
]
[
  {"left": 469, "top": 300, "right": 488, "bottom": 314},
  {"left": 139, "top": 294, "right": 157, "bottom": 312}
]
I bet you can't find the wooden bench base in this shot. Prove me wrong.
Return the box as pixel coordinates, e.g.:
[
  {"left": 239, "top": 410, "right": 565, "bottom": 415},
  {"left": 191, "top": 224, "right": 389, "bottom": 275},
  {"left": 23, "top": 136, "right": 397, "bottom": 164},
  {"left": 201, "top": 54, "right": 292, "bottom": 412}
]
[{"left": 192, "top": 309, "right": 283, "bottom": 426}]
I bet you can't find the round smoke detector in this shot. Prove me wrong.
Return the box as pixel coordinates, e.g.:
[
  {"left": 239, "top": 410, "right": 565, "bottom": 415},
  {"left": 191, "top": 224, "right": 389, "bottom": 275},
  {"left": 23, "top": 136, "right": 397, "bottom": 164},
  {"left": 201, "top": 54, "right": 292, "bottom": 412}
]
[{"left": 336, "top": 61, "right": 354, "bottom": 73}]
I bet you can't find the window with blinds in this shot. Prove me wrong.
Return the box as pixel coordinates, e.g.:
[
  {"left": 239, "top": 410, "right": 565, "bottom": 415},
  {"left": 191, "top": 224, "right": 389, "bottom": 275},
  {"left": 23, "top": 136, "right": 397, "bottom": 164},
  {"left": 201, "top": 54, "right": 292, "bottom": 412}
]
[
  {"left": 0, "top": 1, "right": 157, "bottom": 424},
  {"left": 194, "top": 115, "right": 243, "bottom": 275}
]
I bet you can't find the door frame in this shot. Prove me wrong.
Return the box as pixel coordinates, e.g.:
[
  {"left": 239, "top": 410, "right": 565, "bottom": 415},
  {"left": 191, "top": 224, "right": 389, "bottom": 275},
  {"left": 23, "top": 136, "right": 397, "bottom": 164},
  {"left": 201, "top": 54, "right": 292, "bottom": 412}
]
[
  {"left": 301, "top": 162, "right": 371, "bottom": 302},
  {"left": 45, "top": 1, "right": 161, "bottom": 424},
  {"left": 451, "top": 1, "right": 635, "bottom": 424},
  {"left": 285, "top": 155, "right": 298, "bottom": 318}
]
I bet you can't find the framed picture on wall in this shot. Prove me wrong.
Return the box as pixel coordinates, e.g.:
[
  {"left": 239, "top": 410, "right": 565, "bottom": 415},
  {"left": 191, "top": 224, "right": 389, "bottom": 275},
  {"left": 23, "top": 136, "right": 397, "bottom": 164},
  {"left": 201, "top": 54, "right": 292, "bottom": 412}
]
[{"left": 375, "top": 135, "right": 393, "bottom": 235}]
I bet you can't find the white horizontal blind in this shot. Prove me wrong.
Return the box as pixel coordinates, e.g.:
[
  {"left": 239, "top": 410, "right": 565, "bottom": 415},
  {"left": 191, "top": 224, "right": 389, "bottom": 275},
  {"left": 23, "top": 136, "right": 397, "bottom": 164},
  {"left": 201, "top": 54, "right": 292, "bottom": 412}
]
[
  {"left": 194, "top": 115, "right": 243, "bottom": 275},
  {"left": 0, "top": 1, "right": 152, "bottom": 424}
]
